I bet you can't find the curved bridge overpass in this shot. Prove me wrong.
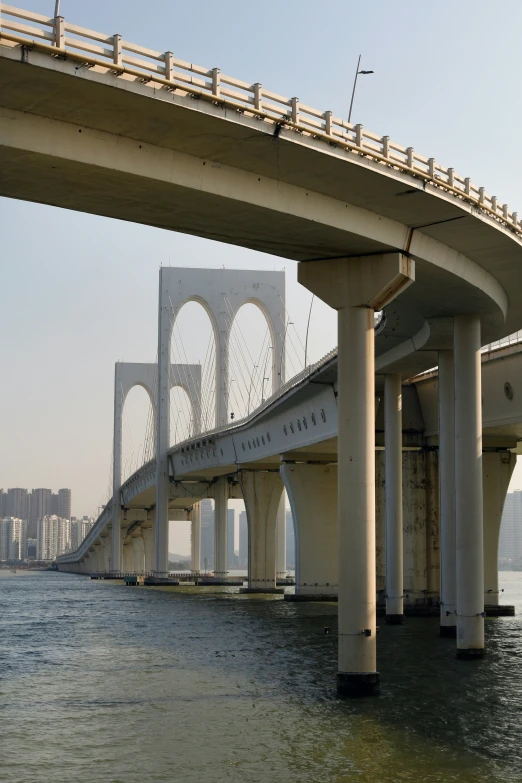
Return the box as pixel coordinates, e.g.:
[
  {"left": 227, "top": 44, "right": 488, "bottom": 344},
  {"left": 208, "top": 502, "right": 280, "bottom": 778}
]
[{"left": 4, "top": 3, "right": 522, "bottom": 694}]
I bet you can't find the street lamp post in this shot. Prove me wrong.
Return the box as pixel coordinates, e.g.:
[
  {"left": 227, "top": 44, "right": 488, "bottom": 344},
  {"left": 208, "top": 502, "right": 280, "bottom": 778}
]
[{"left": 348, "top": 54, "right": 374, "bottom": 125}]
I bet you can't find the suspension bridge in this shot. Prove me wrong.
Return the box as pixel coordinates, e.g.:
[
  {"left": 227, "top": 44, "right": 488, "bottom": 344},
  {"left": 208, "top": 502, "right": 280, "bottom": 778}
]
[{"left": 2, "top": 3, "right": 522, "bottom": 695}]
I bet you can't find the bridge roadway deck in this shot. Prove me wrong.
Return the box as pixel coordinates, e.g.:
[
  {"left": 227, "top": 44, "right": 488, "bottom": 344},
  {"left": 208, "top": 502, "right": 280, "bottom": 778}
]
[
  {"left": 1, "top": 12, "right": 522, "bottom": 368},
  {"left": 57, "top": 340, "right": 522, "bottom": 565}
]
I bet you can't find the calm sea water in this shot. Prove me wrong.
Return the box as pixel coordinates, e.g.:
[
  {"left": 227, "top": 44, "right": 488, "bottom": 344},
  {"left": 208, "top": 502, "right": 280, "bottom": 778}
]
[{"left": 1, "top": 570, "right": 522, "bottom": 783}]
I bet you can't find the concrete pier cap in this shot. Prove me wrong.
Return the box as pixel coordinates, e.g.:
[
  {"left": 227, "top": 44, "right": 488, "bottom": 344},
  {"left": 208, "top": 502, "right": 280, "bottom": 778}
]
[{"left": 299, "top": 253, "right": 415, "bottom": 698}]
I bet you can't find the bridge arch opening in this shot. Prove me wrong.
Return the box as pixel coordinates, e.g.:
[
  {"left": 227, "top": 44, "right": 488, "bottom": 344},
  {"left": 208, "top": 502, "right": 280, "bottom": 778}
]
[
  {"left": 228, "top": 302, "right": 277, "bottom": 419},
  {"left": 170, "top": 300, "right": 215, "bottom": 433},
  {"left": 121, "top": 384, "right": 155, "bottom": 483}
]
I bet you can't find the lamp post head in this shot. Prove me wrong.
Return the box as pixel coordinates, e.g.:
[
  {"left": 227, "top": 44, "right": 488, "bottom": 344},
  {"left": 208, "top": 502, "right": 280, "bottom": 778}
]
[{"left": 358, "top": 70, "right": 374, "bottom": 75}]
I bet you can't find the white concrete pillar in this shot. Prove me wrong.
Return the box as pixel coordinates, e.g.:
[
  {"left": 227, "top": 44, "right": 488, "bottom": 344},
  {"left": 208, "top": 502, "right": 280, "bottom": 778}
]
[
  {"left": 155, "top": 268, "right": 171, "bottom": 577},
  {"left": 143, "top": 524, "right": 154, "bottom": 573},
  {"left": 483, "top": 451, "right": 516, "bottom": 606},
  {"left": 276, "top": 492, "right": 287, "bottom": 580},
  {"left": 338, "top": 305, "right": 378, "bottom": 693},
  {"left": 281, "top": 463, "right": 338, "bottom": 596},
  {"left": 384, "top": 374, "right": 404, "bottom": 623},
  {"left": 375, "top": 451, "right": 386, "bottom": 602},
  {"left": 214, "top": 477, "right": 228, "bottom": 578},
  {"left": 190, "top": 503, "right": 201, "bottom": 574},
  {"left": 94, "top": 543, "right": 104, "bottom": 572},
  {"left": 122, "top": 540, "right": 133, "bottom": 573},
  {"left": 454, "top": 314, "right": 484, "bottom": 658},
  {"left": 101, "top": 536, "right": 111, "bottom": 572},
  {"left": 239, "top": 470, "right": 284, "bottom": 592},
  {"left": 131, "top": 534, "right": 145, "bottom": 574},
  {"left": 298, "top": 252, "right": 414, "bottom": 697},
  {"left": 425, "top": 449, "right": 441, "bottom": 600},
  {"left": 403, "top": 451, "right": 427, "bottom": 603},
  {"left": 112, "top": 368, "right": 123, "bottom": 574},
  {"left": 439, "top": 350, "right": 457, "bottom": 636}
]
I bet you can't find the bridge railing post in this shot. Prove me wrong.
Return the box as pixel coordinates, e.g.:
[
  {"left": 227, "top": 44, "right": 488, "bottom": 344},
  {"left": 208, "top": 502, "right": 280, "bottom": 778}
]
[
  {"left": 163, "top": 51, "right": 174, "bottom": 81},
  {"left": 212, "top": 68, "right": 221, "bottom": 99},
  {"left": 324, "top": 110, "right": 332, "bottom": 136},
  {"left": 54, "top": 16, "right": 65, "bottom": 49},
  {"left": 113, "top": 34, "right": 122, "bottom": 67},
  {"left": 254, "top": 83, "right": 263, "bottom": 112}
]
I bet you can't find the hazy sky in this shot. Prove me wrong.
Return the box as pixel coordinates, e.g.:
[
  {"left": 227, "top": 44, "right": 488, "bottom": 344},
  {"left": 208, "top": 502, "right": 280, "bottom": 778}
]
[{"left": 1, "top": 0, "right": 522, "bottom": 553}]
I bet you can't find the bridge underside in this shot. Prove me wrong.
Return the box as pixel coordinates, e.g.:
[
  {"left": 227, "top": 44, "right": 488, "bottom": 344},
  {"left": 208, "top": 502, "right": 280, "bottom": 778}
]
[{"left": 1, "top": 41, "right": 522, "bottom": 360}]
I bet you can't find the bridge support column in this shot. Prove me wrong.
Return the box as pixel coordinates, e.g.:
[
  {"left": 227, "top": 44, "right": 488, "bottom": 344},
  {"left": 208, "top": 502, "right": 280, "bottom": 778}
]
[
  {"left": 439, "top": 350, "right": 457, "bottom": 636},
  {"left": 454, "top": 315, "right": 484, "bottom": 658},
  {"left": 95, "top": 542, "right": 104, "bottom": 572},
  {"left": 112, "top": 365, "right": 124, "bottom": 575},
  {"left": 385, "top": 374, "right": 404, "bottom": 624},
  {"left": 100, "top": 536, "right": 111, "bottom": 572},
  {"left": 281, "top": 463, "right": 337, "bottom": 597},
  {"left": 483, "top": 451, "right": 516, "bottom": 606},
  {"left": 132, "top": 534, "right": 145, "bottom": 574},
  {"left": 239, "top": 470, "right": 284, "bottom": 592},
  {"left": 143, "top": 524, "right": 154, "bottom": 573},
  {"left": 299, "top": 252, "right": 414, "bottom": 697},
  {"left": 214, "top": 477, "right": 228, "bottom": 579},
  {"left": 276, "top": 493, "right": 287, "bottom": 581},
  {"left": 191, "top": 503, "right": 201, "bottom": 574},
  {"left": 122, "top": 540, "right": 133, "bottom": 573},
  {"left": 155, "top": 268, "right": 171, "bottom": 577}
]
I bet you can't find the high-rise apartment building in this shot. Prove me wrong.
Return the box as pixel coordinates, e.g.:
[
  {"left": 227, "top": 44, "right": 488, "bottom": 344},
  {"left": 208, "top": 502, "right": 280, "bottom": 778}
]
[
  {"left": 0, "top": 518, "right": 28, "bottom": 561},
  {"left": 0, "top": 518, "right": 12, "bottom": 560},
  {"left": 11, "top": 518, "right": 28, "bottom": 561},
  {"left": 29, "top": 488, "right": 52, "bottom": 537},
  {"left": 6, "top": 488, "right": 29, "bottom": 521},
  {"left": 37, "top": 515, "right": 71, "bottom": 561},
  {"left": 51, "top": 489, "right": 71, "bottom": 521},
  {"left": 70, "top": 516, "right": 95, "bottom": 551}
]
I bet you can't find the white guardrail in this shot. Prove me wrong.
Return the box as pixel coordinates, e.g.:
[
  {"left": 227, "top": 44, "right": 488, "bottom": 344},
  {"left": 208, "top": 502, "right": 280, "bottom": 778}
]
[{"left": 1, "top": 4, "right": 522, "bottom": 239}]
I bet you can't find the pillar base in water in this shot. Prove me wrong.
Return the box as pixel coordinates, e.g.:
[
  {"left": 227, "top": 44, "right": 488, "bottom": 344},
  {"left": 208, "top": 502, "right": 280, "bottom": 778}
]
[
  {"left": 337, "top": 671, "right": 380, "bottom": 698},
  {"left": 440, "top": 625, "right": 457, "bottom": 638},
  {"left": 385, "top": 614, "right": 404, "bottom": 625},
  {"left": 456, "top": 647, "right": 485, "bottom": 660},
  {"left": 284, "top": 593, "right": 337, "bottom": 602},
  {"left": 144, "top": 576, "right": 180, "bottom": 586},
  {"left": 239, "top": 587, "right": 285, "bottom": 594},
  {"left": 485, "top": 604, "right": 515, "bottom": 617}
]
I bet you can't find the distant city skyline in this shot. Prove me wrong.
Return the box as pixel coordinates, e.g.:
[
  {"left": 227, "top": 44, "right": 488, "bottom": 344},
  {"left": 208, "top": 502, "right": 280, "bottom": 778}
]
[{"left": 0, "top": 487, "right": 72, "bottom": 536}]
